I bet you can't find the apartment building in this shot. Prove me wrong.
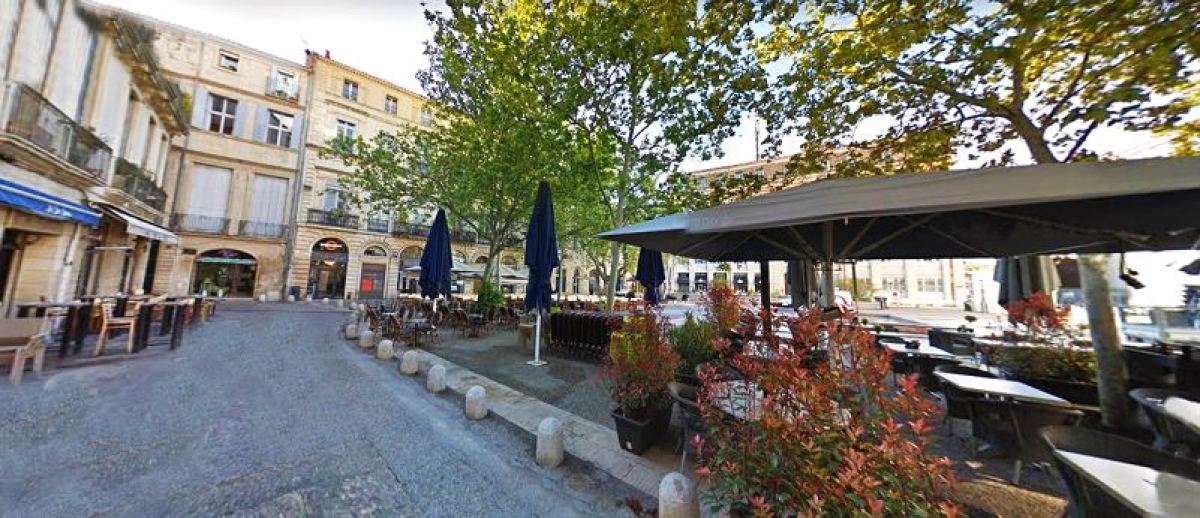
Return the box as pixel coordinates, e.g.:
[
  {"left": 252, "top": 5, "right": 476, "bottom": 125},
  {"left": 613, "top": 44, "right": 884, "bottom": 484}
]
[
  {"left": 289, "top": 52, "right": 496, "bottom": 300},
  {"left": 138, "top": 17, "right": 308, "bottom": 300},
  {"left": 0, "top": 0, "right": 187, "bottom": 315},
  {"left": 671, "top": 155, "right": 995, "bottom": 307}
]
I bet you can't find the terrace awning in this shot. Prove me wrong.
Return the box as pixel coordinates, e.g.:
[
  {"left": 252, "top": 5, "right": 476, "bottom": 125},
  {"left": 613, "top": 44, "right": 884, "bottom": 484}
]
[
  {"left": 0, "top": 178, "right": 99, "bottom": 226},
  {"left": 99, "top": 205, "right": 179, "bottom": 244},
  {"left": 600, "top": 157, "right": 1200, "bottom": 261}
]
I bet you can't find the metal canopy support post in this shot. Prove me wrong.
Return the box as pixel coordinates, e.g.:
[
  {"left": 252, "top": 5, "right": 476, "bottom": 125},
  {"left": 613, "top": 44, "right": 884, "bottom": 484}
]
[
  {"left": 759, "top": 260, "right": 771, "bottom": 335},
  {"left": 821, "top": 222, "right": 835, "bottom": 307}
]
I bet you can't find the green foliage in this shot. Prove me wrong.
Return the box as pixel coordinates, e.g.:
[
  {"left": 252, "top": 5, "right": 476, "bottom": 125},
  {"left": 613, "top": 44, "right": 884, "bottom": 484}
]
[
  {"left": 835, "top": 277, "right": 875, "bottom": 302},
  {"left": 714, "top": 1, "right": 1198, "bottom": 172},
  {"left": 475, "top": 281, "right": 505, "bottom": 309},
  {"left": 602, "top": 312, "right": 680, "bottom": 420},
  {"left": 665, "top": 313, "right": 716, "bottom": 378},
  {"left": 992, "top": 346, "right": 1097, "bottom": 383}
]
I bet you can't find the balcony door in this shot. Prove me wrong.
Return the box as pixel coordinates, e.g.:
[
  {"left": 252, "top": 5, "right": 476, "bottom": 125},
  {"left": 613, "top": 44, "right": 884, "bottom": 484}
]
[
  {"left": 245, "top": 174, "right": 287, "bottom": 237},
  {"left": 186, "top": 164, "right": 231, "bottom": 232}
]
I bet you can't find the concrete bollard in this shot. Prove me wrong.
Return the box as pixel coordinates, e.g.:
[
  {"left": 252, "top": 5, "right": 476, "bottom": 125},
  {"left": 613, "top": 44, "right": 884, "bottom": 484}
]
[
  {"left": 359, "top": 330, "right": 376, "bottom": 349},
  {"left": 536, "top": 417, "right": 564, "bottom": 468},
  {"left": 465, "top": 385, "right": 488, "bottom": 420},
  {"left": 323, "top": 298, "right": 330, "bottom": 305},
  {"left": 345, "top": 323, "right": 359, "bottom": 340},
  {"left": 658, "top": 472, "right": 699, "bottom": 518},
  {"left": 400, "top": 350, "right": 420, "bottom": 375},
  {"left": 376, "top": 339, "right": 395, "bottom": 360},
  {"left": 306, "top": 295, "right": 313, "bottom": 302},
  {"left": 288, "top": 295, "right": 296, "bottom": 303},
  {"left": 427, "top": 364, "right": 447, "bottom": 393},
  {"left": 336, "top": 299, "right": 345, "bottom": 309},
  {"left": 258, "top": 294, "right": 267, "bottom": 303}
]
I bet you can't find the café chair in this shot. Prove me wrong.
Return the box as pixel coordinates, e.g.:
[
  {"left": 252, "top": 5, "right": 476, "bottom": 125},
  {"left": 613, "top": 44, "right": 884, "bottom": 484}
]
[
  {"left": 969, "top": 398, "right": 1084, "bottom": 485},
  {"left": 92, "top": 300, "right": 140, "bottom": 356}
]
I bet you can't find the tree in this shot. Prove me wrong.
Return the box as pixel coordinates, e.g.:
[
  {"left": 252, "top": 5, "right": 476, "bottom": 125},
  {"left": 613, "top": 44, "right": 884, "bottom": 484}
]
[
  {"left": 718, "top": 0, "right": 1198, "bottom": 427},
  {"left": 323, "top": 2, "right": 576, "bottom": 280},
  {"left": 500, "top": 0, "right": 764, "bottom": 308}
]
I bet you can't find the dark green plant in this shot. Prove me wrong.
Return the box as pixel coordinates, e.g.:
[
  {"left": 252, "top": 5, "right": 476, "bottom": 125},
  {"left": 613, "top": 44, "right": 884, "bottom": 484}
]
[
  {"left": 992, "top": 346, "right": 1097, "bottom": 383},
  {"left": 476, "top": 280, "right": 505, "bottom": 309},
  {"left": 666, "top": 313, "right": 716, "bottom": 379}
]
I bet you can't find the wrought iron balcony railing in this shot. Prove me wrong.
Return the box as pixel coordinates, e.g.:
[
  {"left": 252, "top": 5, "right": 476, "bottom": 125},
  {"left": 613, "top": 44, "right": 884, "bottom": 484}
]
[
  {"left": 239, "top": 220, "right": 288, "bottom": 239},
  {"left": 112, "top": 158, "right": 167, "bottom": 211},
  {"left": 307, "top": 208, "right": 359, "bottom": 229},
  {"left": 0, "top": 81, "right": 111, "bottom": 179},
  {"left": 366, "top": 218, "right": 391, "bottom": 233},
  {"left": 171, "top": 213, "right": 229, "bottom": 234}
]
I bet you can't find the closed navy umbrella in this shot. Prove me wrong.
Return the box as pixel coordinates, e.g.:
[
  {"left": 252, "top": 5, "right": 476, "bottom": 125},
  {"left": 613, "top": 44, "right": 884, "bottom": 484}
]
[
  {"left": 635, "top": 248, "right": 665, "bottom": 306},
  {"left": 419, "top": 209, "right": 454, "bottom": 313},
  {"left": 524, "top": 181, "right": 559, "bottom": 366}
]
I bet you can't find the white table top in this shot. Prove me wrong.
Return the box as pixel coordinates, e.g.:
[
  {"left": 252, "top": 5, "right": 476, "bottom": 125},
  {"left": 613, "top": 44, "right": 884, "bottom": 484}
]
[
  {"left": 934, "top": 372, "right": 1068, "bottom": 405},
  {"left": 1056, "top": 450, "right": 1200, "bottom": 517},
  {"left": 880, "top": 338, "right": 956, "bottom": 359},
  {"left": 1163, "top": 397, "right": 1200, "bottom": 435},
  {"left": 711, "top": 381, "right": 762, "bottom": 421}
]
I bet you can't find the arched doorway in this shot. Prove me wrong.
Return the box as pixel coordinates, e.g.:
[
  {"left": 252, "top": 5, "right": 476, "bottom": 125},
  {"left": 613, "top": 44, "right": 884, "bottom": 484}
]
[
  {"left": 397, "top": 246, "right": 422, "bottom": 294},
  {"left": 360, "top": 245, "right": 389, "bottom": 299},
  {"left": 309, "top": 238, "right": 348, "bottom": 298},
  {"left": 192, "top": 249, "right": 257, "bottom": 297}
]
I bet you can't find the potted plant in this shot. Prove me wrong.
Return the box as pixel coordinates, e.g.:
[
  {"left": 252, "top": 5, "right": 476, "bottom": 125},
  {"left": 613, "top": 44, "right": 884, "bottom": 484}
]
[
  {"left": 666, "top": 312, "right": 716, "bottom": 385},
  {"left": 602, "top": 311, "right": 680, "bottom": 455},
  {"left": 705, "top": 284, "right": 749, "bottom": 354},
  {"left": 695, "top": 308, "right": 959, "bottom": 516}
]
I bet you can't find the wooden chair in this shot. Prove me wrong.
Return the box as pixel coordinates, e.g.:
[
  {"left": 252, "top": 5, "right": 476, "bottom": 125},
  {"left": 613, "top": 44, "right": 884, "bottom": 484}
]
[
  {"left": 7, "top": 333, "right": 47, "bottom": 384},
  {"left": 92, "top": 300, "right": 140, "bottom": 357}
]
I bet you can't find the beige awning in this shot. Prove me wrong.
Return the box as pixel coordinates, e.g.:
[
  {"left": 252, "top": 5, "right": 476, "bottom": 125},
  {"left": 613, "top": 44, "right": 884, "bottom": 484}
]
[{"left": 99, "top": 205, "right": 179, "bottom": 245}]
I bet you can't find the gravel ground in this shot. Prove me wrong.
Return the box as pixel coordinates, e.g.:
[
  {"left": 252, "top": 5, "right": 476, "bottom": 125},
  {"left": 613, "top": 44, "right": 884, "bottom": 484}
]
[{"left": 0, "top": 302, "right": 646, "bottom": 517}]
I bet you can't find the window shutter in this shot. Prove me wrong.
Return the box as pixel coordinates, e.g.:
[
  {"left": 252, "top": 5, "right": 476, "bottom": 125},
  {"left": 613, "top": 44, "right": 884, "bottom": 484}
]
[
  {"left": 232, "top": 100, "right": 249, "bottom": 138},
  {"left": 290, "top": 114, "right": 304, "bottom": 150},
  {"left": 253, "top": 105, "right": 269, "bottom": 143},
  {"left": 189, "top": 86, "right": 209, "bottom": 128},
  {"left": 268, "top": 65, "right": 279, "bottom": 95}
]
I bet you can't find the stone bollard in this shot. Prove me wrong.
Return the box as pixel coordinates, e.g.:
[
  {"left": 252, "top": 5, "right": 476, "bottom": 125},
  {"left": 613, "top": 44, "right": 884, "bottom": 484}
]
[
  {"left": 288, "top": 295, "right": 296, "bottom": 303},
  {"left": 427, "top": 364, "right": 447, "bottom": 393},
  {"left": 306, "top": 295, "right": 313, "bottom": 302},
  {"left": 658, "top": 472, "right": 698, "bottom": 518},
  {"left": 400, "top": 350, "right": 420, "bottom": 375},
  {"left": 345, "top": 322, "right": 359, "bottom": 340},
  {"left": 536, "top": 417, "right": 564, "bottom": 468},
  {"left": 336, "top": 299, "right": 345, "bottom": 309},
  {"left": 323, "top": 298, "right": 330, "bottom": 305},
  {"left": 359, "top": 330, "right": 376, "bottom": 349},
  {"left": 258, "top": 294, "right": 267, "bottom": 303},
  {"left": 376, "top": 339, "right": 395, "bottom": 360},
  {"left": 465, "top": 385, "right": 488, "bottom": 420}
]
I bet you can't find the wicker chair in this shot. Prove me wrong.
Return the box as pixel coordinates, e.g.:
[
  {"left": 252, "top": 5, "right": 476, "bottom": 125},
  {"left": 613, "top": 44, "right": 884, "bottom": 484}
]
[{"left": 668, "top": 382, "right": 704, "bottom": 471}]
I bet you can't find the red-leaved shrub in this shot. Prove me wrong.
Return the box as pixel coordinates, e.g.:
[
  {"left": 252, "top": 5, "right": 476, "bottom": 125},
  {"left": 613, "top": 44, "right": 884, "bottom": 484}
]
[
  {"left": 695, "top": 305, "right": 960, "bottom": 516},
  {"left": 601, "top": 311, "right": 680, "bottom": 421}
]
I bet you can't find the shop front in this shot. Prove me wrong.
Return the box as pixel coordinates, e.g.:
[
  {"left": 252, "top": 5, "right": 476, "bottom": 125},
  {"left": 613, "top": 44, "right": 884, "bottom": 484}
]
[
  {"left": 192, "top": 249, "right": 257, "bottom": 297},
  {"left": 359, "top": 246, "right": 389, "bottom": 299},
  {"left": 308, "top": 238, "right": 348, "bottom": 299}
]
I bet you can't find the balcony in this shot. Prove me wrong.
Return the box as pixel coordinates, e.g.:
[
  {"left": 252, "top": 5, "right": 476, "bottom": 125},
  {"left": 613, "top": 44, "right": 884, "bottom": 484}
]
[
  {"left": 172, "top": 213, "right": 229, "bottom": 234},
  {"left": 239, "top": 220, "right": 288, "bottom": 239},
  {"left": 0, "top": 81, "right": 111, "bottom": 179},
  {"left": 391, "top": 223, "right": 430, "bottom": 238},
  {"left": 112, "top": 158, "right": 168, "bottom": 211},
  {"left": 366, "top": 218, "right": 391, "bottom": 233},
  {"left": 307, "top": 208, "right": 359, "bottom": 229}
]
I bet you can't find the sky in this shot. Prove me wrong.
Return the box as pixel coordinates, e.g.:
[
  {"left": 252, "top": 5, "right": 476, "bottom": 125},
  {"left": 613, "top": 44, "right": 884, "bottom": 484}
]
[{"left": 94, "top": 0, "right": 1176, "bottom": 172}]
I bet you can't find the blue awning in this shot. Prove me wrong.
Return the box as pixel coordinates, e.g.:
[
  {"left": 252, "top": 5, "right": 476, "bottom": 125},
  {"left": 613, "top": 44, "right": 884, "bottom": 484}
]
[{"left": 0, "top": 178, "right": 99, "bottom": 227}]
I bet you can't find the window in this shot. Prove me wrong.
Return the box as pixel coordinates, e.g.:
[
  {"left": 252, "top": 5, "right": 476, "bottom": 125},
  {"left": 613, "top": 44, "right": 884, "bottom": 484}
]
[
  {"left": 917, "top": 277, "right": 945, "bottom": 293},
  {"left": 265, "top": 110, "right": 294, "bottom": 147},
  {"left": 208, "top": 95, "right": 238, "bottom": 135},
  {"left": 270, "top": 68, "right": 298, "bottom": 99},
  {"left": 384, "top": 95, "right": 398, "bottom": 115},
  {"left": 245, "top": 175, "right": 288, "bottom": 237},
  {"left": 418, "top": 106, "right": 433, "bottom": 127},
  {"left": 342, "top": 79, "right": 358, "bottom": 101},
  {"left": 882, "top": 277, "right": 906, "bottom": 293},
  {"left": 336, "top": 119, "right": 356, "bottom": 140},
  {"left": 186, "top": 165, "right": 232, "bottom": 232},
  {"left": 323, "top": 182, "right": 347, "bottom": 212},
  {"left": 217, "top": 51, "right": 239, "bottom": 72}
]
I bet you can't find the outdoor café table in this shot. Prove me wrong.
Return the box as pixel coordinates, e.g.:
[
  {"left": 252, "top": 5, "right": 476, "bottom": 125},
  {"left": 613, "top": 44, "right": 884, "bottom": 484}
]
[
  {"left": 1163, "top": 397, "right": 1200, "bottom": 435},
  {"left": 14, "top": 301, "right": 91, "bottom": 356},
  {"left": 711, "top": 380, "right": 764, "bottom": 421},
  {"left": 879, "top": 336, "right": 957, "bottom": 359},
  {"left": 132, "top": 301, "right": 188, "bottom": 353},
  {"left": 1053, "top": 450, "right": 1200, "bottom": 517},
  {"left": 934, "top": 372, "right": 1068, "bottom": 406}
]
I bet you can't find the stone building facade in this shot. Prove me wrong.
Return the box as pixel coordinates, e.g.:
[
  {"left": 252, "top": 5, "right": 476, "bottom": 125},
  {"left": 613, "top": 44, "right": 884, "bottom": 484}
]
[{"left": 0, "top": 0, "right": 187, "bottom": 314}]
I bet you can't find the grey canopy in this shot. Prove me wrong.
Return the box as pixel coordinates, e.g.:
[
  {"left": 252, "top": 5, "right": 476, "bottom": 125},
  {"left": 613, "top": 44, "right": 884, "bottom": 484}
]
[{"left": 600, "top": 157, "right": 1200, "bottom": 261}]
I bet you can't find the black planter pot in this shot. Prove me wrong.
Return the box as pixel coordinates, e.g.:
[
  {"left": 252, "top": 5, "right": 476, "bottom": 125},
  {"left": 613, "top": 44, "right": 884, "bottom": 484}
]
[{"left": 611, "top": 408, "right": 667, "bottom": 455}]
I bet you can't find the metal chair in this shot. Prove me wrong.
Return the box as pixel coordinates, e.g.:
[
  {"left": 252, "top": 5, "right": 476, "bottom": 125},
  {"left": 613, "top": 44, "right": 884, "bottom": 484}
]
[
  {"left": 933, "top": 364, "right": 997, "bottom": 446},
  {"left": 1130, "top": 388, "right": 1200, "bottom": 458},
  {"left": 668, "top": 381, "right": 704, "bottom": 471},
  {"left": 969, "top": 398, "right": 1084, "bottom": 485}
]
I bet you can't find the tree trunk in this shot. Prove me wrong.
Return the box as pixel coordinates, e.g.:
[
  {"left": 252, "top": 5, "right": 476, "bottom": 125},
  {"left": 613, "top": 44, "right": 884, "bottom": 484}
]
[
  {"left": 604, "top": 240, "right": 620, "bottom": 309},
  {"left": 1078, "top": 254, "right": 1131, "bottom": 429}
]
